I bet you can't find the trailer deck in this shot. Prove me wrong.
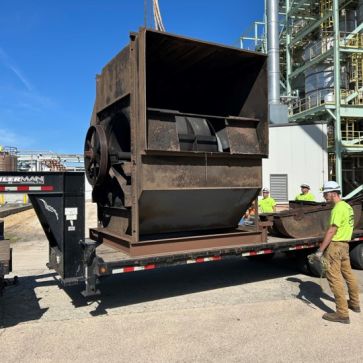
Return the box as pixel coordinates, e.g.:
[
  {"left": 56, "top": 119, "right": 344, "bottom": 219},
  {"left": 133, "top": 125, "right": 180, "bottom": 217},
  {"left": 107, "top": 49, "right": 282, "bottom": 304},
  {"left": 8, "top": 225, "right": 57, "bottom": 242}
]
[{"left": 94, "top": 231, "right": 363, "bottom": 278}]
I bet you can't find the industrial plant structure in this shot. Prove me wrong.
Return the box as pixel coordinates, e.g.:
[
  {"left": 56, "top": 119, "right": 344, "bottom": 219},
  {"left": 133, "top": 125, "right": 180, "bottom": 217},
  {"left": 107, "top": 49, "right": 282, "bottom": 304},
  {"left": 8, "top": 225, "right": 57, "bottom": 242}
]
[
  {"left": 0, "top": 149, "right": 88, "bottom": 204},
  {"left": 241, "top": 0, "right": 363, "bottom": 195}
]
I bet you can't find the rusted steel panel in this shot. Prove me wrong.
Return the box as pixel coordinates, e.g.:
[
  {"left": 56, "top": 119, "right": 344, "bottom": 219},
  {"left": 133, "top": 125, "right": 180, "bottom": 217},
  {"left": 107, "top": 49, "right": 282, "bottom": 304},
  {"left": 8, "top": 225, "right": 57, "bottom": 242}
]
[
  {"left": 138, "top": 188, "right": 259, "bottom": 235},
  {"left": 263, "top": 201, "right": 362, "bottom": 239},
  {"left": 95, "top": 47, "right": 131, "bottom": 115},
  {"left": 226, "top": 120, "right": 261, "bottom": 155},
  {"left": 147, "top": 114, "right": 180, "bottom": 151},
  {"left": 141, "top": 156, "right": 262, "bottom": 189},
  {"left": 85, "top": 29, "right": 268, "bottom": 253}
]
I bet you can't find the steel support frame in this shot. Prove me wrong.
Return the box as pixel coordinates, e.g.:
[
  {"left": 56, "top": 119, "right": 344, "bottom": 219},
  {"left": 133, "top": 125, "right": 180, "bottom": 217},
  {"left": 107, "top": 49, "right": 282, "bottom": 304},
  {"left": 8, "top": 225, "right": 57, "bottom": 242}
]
[
  {"left": 281, "top": 0, "right": 363, "bottom": 192},
  {"left": 288, "top": 48, "right": 334, "bottom": 80},
  {"left": 290, "top": 10, "right": 333, "bottom": 46},
  {"left": 89, "top": 227, "right": 269, "bottom": 258}
]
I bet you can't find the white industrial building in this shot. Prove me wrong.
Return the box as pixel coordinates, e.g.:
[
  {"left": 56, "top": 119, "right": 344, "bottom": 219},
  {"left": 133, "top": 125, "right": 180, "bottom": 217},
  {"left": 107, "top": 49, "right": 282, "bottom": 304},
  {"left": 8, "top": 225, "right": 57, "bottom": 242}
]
[{"left": 262, "top": 122, "right": 329, "bottom": 204}]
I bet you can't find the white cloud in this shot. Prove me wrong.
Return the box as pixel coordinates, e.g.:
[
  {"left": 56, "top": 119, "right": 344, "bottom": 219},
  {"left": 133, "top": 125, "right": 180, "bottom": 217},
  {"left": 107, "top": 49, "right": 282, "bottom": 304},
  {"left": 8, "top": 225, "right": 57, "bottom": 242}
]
[
  {"left": 8, "top": 65, "right": 33, "bottom": 91},
  {"left": 0, "top": 47, "right": 33, "bottom": 91}
]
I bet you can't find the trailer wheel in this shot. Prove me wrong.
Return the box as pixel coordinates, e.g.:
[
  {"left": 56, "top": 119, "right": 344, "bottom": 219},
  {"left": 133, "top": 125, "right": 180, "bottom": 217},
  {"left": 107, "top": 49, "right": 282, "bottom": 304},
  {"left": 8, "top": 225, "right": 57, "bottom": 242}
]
[{"left": 350, "top": 243, "right": 363, "bottom": 269}]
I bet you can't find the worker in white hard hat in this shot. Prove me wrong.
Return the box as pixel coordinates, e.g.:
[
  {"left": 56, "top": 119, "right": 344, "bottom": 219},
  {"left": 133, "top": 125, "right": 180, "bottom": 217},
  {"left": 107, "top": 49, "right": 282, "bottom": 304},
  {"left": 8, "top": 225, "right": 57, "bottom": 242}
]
[
  {"left": 295, "top": 183, "right": 315, "bottom": 201},
  {"left": 313, "top": 181, "right": 360, "bottom": 324},
  {"left": 258, "top": 187, "right": 276, "bottom": 213}
]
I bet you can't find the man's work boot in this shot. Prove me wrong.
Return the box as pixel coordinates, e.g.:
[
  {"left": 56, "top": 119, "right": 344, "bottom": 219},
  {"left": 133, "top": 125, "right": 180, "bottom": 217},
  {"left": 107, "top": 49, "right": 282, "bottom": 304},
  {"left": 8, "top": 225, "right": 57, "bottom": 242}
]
[
  {"left": 322, "top": 312, "right": 350, "bottom": 324},
  {"left": 348, "top": 300, "right": 361, "bottom": 313}
]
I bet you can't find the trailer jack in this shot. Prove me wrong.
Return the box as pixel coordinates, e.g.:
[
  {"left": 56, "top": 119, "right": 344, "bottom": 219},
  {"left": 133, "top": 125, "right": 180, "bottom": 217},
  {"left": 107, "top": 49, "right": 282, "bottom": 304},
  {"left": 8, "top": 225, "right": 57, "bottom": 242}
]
[{"left": 80, "top": 239, "right": 100, "bottom": 298}]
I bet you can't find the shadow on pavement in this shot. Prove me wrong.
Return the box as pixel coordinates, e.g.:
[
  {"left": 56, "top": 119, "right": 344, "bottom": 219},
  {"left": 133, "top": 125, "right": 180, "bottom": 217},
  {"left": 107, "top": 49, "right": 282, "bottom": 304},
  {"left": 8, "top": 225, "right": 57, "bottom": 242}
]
[
  {"left": 0, "top": 272, "right": 58, "bottom": 328},
  {"left": 65, "top": 254, "right": 301, "bottom": 317},
  {"left": 1, "top": 254, "right": 336, "bottom": 326},
  {"left": 286, "top": 277, "right": 335, "bottom": 313}
]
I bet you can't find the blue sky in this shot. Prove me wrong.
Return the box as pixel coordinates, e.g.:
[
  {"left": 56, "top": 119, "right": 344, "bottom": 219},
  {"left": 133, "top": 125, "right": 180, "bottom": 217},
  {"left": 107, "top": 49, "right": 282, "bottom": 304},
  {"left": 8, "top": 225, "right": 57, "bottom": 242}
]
[{"left": 0, "top": 0, "right": 264, "bottom": 153}]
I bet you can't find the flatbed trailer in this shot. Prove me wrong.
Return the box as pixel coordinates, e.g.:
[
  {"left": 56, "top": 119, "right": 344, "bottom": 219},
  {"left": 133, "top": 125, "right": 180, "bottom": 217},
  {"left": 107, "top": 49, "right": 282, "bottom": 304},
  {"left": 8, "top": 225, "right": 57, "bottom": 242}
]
[
  {"left": 93, "top": 232, "right": 363, "bottom": 282},
  {"left": 0, "top": 172, "right": 363, "bottom": 297}
]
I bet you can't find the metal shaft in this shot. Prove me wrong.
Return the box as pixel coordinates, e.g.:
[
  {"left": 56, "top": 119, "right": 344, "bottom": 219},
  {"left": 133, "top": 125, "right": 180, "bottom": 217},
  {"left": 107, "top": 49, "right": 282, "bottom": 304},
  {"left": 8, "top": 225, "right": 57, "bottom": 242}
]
[{"left": 267, "top": 0, "right": 280, "bottom": 105}]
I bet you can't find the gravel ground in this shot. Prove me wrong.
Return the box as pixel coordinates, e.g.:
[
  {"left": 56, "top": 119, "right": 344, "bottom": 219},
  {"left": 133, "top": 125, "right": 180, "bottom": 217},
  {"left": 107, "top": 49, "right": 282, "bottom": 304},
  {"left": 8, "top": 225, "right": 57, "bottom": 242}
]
[{"left": 0, "top": 205, "right": 362, "bottom": 363}]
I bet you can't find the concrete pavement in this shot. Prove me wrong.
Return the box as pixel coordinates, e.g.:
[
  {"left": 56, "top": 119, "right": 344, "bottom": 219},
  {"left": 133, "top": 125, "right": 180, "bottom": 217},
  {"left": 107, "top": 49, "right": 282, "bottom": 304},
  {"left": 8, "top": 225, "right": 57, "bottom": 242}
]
[
  {"left": 1, "top": 244, "right": 362, "bottom": 363},
  {"left": 1, "top": 207, "right": 362, "bottom": 362}
]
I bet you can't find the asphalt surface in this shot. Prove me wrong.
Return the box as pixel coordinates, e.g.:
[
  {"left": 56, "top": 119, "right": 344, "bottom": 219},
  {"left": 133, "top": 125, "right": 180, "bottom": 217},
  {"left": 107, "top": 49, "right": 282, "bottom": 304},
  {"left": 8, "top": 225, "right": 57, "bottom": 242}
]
[{"left": 1, "top": 236, "right": 363, "bottom": 363}]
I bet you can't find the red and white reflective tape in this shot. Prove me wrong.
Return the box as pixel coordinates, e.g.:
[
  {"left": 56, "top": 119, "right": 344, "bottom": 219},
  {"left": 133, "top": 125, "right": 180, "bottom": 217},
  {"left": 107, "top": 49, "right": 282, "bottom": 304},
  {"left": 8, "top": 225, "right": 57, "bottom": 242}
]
[
  {"left": 187, "top": 256, "right": 222, "bottom": 264},
  {"left": 112, "top": 264, "right": 156, "bottom": 274},
  {"left": 353, "top": 236, "right": 363, "bottom": 241},
  {"left": 288, "top": 244, "right": 315, "bottom": 251},
  {"left": 242, "top": 249, "right": 273, "bottom": 257},
  {"left": 0, "top": 185, "right": 54, "bottom": 192}
]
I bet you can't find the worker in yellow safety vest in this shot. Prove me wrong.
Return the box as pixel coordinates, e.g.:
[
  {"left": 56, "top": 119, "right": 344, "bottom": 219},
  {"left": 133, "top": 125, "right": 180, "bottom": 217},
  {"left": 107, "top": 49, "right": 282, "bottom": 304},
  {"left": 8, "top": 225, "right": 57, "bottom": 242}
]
[
  {"left": 258, "top": 187, "right": 276, "bottom": 213},
  {"left": 312, "top": 181, "right": 360, "bottom": 324},
  {"left": 295, "top": 183, "right": 315, "bottom": 201},
  {"left": 0, "top": 145, "right": 3, "bottom": 152}
]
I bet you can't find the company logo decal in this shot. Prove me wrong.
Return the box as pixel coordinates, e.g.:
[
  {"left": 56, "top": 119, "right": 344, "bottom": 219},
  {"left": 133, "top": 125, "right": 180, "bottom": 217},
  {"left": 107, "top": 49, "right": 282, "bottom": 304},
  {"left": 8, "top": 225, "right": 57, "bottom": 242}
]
[{"left": 0, "top": 176, "right": 45, "bottom": 184}]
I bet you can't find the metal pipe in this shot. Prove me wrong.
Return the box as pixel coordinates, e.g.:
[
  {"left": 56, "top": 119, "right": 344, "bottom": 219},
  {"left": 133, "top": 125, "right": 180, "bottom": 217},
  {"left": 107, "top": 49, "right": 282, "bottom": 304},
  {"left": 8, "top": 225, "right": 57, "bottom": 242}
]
[
  {"left": 333, "top": 0, "right": 342, "bottom": 190},
  {"left": 267, "top": 0, "right": 280, "bottom": 104},
  {"left": 285, "top": 0, "right": 292, "bottom": 96}
]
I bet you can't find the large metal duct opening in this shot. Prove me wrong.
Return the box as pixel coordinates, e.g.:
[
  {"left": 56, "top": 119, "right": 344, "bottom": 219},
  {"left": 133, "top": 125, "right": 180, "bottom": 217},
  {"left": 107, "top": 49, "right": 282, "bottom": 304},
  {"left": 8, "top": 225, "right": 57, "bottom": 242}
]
[{"left": 85, "top": 29, "right": 268, "bottom": 256}]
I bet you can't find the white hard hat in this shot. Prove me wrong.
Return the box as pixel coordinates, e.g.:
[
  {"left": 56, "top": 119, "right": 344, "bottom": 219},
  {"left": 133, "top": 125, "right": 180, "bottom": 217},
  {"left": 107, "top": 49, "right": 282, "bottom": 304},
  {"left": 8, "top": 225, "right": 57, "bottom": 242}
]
[
  {"left": 262, "top": 187, "right": 269, "bottom": 193},
  {"left": 322, "top": 181, "right": 341, "bottom": 193},
  {"left": 300, "top": 183, "right": 310, "bottom": 189}
]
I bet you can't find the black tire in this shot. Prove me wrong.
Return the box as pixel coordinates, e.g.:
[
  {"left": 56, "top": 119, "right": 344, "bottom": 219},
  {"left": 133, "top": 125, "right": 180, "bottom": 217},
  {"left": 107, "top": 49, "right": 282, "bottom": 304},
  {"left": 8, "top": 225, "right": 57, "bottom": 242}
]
[
  {"left": 350, "top": 243, "right": 363, "bottom": 269},
  {"left": 295, "top": 252, "right": 312, "bottom": 275},
  {"left": 294, "top": 250, "right": 325, "bottom": 277}
]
